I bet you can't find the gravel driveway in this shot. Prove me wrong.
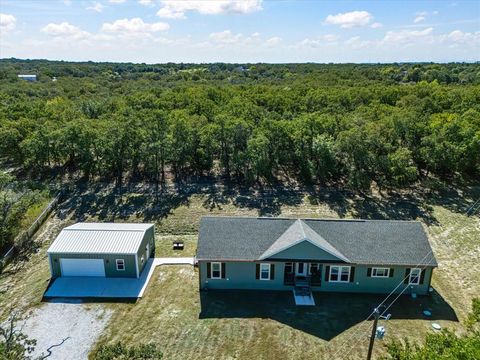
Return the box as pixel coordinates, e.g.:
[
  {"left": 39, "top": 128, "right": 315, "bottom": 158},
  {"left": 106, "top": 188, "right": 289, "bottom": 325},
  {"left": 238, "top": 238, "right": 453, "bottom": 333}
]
[{"left": 22, "top": 299, "right": 112, "bottom": 359}]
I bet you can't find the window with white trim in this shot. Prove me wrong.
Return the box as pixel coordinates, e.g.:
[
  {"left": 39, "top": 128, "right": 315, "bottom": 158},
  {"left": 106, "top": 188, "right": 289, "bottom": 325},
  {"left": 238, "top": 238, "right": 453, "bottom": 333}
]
[
  {"left": 330, "top": 266, "right": 351, "bottom": 282},
  {"left": 372, "top": 267, "right": 390, "bottom": 278},
  {"left": 260, "top": 263, "right": 271, "bottom": 280},
  {"left": 409, "top": 268, "right": 421, "bottom": 285},
  {"left": 211, "top": 262, "right": 222, "bottom": 279},
  {"left": 116, "top": 259, "right": 125, "bottom": 271}
]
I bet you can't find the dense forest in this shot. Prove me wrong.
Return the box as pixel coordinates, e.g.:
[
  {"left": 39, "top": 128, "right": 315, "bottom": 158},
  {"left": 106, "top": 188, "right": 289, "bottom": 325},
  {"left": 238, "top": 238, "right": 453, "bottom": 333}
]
[{"left": 1, "top": 59, "right": 479, "bottom": 192}]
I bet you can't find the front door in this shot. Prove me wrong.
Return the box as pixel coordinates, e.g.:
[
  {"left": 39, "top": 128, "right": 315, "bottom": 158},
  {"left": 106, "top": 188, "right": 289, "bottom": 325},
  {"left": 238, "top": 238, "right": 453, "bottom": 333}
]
[{"left": 296, "top": 262, "right": 308, "bottom": 276}]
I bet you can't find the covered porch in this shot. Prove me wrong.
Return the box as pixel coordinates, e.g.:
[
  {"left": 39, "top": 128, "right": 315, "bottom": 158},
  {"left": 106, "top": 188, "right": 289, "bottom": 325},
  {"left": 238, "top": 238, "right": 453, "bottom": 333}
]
[{"left": 282, "top": 262, "right": 322, "bottom": 306}]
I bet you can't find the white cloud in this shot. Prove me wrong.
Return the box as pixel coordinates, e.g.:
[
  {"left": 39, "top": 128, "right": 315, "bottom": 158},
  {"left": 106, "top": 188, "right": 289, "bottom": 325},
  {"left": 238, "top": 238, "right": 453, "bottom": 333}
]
[
  {"left": 297, "top": 34, "right": 339, "bottom": 48},
  {"left": 414, "top": 16, "right": 426, "bottom": 23},
  {"left": 345, "top": 36, "right": 370, "bottom": 49},
  {"left": 325, "top": 10, "right": 373, "bottom": 28},
  {"left": 42, "top": 22, "right": 84, "bottom": 37},
  {"left": 138, "top": 0, "right": 155, "bottom": 6},
  {"left": 265, "top": 36, "right": 282, "bottom": 46},
  {"left": 109, "top": 0, "right": 127, "bottom": 3},
  {"left": 87, "top": 2, "right": 105, "bottom": 12},
  {"left": 371, "top": 22, "right": 383, "bottom": 28},
  {"left": 157, "top": 0, "right": 263, "bottom": 19},
  {"left": 0, "top": 13, "right": 16, "bottom": 34},
  {"left": 41, "top": 22, "right": 99, "bottom": 41},
  {"left": 63, "top": 0, "right": 72, "bottom": 5},
  {"left": 383, "top": 27, "right": 434, "bottom": 44},
  {"left": 102, "top": 18, "right": 170, "bottom": 38},
  {"left": 447, "top": 29, "right": 480, "bottom": 43},
  {"left": 209, "top": 30, "right": 243, "bottom": 44}
]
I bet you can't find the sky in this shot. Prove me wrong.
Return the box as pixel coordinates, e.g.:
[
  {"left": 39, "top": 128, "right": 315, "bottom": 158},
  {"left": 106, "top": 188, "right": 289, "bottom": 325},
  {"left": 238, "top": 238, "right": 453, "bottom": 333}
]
[{"left": 0, "top": 0, "right": 479, "bottom": 63}]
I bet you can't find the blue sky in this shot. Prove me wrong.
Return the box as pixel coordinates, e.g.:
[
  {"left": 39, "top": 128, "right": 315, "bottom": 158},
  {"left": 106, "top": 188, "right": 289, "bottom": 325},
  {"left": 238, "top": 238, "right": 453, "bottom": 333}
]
[{"left": 1, "top": 0, "right": 479, "bottom": 63}]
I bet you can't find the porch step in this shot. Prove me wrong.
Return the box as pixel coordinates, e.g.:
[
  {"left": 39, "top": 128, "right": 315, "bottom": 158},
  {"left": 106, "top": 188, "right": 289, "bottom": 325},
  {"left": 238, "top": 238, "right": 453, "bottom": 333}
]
[{"left": 293, "top": 289, "right": 315, "bottom": 306}]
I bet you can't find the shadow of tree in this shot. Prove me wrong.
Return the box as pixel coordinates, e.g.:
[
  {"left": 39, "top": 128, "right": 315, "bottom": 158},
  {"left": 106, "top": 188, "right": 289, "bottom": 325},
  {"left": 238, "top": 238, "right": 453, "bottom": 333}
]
[
  {"left": 199, "top": 289, "right": 458, "bottom": 341},
  {"left": 56, "top": 178, "right": 479, "bottom": 226}
]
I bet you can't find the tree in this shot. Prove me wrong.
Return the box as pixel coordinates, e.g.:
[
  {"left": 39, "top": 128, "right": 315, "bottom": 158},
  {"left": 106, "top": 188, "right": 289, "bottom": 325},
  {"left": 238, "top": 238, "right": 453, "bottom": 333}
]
[{"left": 0, "top": 310, "right": 37, "bottom": 360}]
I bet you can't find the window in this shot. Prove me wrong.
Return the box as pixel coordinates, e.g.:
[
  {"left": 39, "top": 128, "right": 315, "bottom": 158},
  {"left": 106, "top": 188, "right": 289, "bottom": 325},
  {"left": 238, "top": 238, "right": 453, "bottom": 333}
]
[
  {"left": 116, "top": 259, "right": 125, "bottom": 271},
  {"left": 330, "top": 266, "right": 351, "bottom": 283},
  {"left": 260, "top": 263, "right": 271, "bottom": 280},
  {"left": 211, "top": 262, "right": 222, "bottom": 279},
  {"left": 309, "top": 263, "right": 320, "bottom": 275},
  {"left": 372, "top": 267, "right": 390, "bottom": 278},
  {"left": 285, "top": 262, "right": 293, "bottom": 274},
  {"left": 409, "top": 268, "right": 421, "bottom": 285}
]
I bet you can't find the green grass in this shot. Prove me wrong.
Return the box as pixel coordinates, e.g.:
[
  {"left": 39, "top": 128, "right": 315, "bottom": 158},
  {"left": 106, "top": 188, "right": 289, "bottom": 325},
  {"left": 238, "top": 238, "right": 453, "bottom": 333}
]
[{"left": 1, "top": 185, "right": 479, "bottom": 360}]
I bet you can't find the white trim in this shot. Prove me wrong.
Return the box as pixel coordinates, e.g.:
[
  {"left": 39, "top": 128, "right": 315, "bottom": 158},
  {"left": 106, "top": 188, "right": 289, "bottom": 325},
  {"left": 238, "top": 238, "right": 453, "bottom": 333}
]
[
  {"left": 308, "top": 263, "right": 320, "bottom": 275},
  {"left": 260, "top": 263, "right": 271, "bottom": 280},
  {"left": 371, "top": 267, "right": 390, "bottom": 278},
  {"left": 259, "top": 238, "right": 349, "bottom": 262},
  {"left": 116, "top": 258, "right": 125, "bottom": 271},
  {"left": 135, "top": 255, "right": 139, "bottom": 278},
  {"left": 409, "top": 267, "right": 421, "bottom": 285},
  {"left": 329, "top": 265, "right": 351, "bottom": 283},
  {"left": 211, "top": 262, "right": 222, "bottom": 279},
  {"left": 295, "top": 262, "right": 307, "bottom": 276}
]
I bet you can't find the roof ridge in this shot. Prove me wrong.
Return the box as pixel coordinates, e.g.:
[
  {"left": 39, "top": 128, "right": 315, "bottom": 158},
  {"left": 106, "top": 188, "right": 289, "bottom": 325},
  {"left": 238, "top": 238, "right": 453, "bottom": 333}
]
[{"left": 202, "top": 216, "right": 421, "bottom": 223}]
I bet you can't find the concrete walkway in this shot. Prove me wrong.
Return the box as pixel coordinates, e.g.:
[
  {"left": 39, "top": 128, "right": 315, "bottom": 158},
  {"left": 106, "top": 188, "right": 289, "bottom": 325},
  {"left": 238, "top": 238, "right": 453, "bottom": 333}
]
[{"left": 44, "top": 257, "right": 194, "bottom": 299}]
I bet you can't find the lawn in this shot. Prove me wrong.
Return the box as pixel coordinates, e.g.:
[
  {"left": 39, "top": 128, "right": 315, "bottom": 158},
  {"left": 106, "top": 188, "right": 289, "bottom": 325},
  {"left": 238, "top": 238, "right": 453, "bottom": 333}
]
[{"left": 1, "top": 182, "right": 479, "bottom": 359}]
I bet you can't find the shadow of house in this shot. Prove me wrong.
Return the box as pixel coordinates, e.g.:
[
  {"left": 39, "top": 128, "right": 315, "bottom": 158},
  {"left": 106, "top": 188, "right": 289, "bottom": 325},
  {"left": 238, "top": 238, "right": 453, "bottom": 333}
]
[{"left": 199, "top": 289, "right": 458, "bottom": 341}]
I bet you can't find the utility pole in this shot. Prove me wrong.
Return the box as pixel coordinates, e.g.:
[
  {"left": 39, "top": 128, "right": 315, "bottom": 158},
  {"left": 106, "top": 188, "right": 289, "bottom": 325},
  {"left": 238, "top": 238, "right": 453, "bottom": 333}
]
[{"left": 367, "top": 307, "right": 380, "bottom": 360}]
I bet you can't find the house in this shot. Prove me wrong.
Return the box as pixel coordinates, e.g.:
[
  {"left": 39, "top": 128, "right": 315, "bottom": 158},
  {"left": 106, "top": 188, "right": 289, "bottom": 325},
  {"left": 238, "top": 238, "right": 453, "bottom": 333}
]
[
  {"left": 17, "top": 74, "right": 37, "bottom": 82},
  {"left": 47, "top": 223, "right": 155, "bottom": 278},
  {"left": 196, "top": 217, "right": 437, "bottom": 298}
]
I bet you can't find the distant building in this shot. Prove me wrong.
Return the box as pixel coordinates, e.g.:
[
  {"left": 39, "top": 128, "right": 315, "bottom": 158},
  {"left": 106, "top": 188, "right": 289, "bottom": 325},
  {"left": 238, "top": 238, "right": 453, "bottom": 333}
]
[{"left": 18, "top": 74, "right": 37, "bottom": 82}]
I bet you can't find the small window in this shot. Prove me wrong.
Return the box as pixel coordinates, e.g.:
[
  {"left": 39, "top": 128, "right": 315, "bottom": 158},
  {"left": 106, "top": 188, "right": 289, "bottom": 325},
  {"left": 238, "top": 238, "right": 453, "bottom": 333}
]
[
  {"left": 260, "top": 263, "right": 271, "bottom": 280},
  {"left": 211, "top": 262, "right": 222, "bottom": 279},
  {"left": 285, "top": 262, "right": 293, "bottom": 274},
  {"left": 372, "top": 267, "right": 390, "bottom": 278},
  {"left": 330, "top": 266, "right": 350, "bottom": 283},
  {"left": 409, "top": 268, "right": 421, "bottom": 285},
  {"left": 309, "top": 263, "right": 320, "bottom": 275},
  {"left": 116, "top": 259, "right": 125, "bottom": 271}
]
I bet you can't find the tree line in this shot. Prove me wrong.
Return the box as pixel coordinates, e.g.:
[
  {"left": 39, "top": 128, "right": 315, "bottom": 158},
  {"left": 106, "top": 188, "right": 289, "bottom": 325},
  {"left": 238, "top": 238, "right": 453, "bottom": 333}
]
[{"left": 0, "top": 60, "right": 479, "bottom": 190}]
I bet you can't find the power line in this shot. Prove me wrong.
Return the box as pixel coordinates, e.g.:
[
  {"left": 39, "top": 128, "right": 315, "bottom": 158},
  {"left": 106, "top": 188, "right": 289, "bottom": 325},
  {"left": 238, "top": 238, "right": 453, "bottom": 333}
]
[{"left": 331, "top": 196, "right": 480, "bottom": 359}]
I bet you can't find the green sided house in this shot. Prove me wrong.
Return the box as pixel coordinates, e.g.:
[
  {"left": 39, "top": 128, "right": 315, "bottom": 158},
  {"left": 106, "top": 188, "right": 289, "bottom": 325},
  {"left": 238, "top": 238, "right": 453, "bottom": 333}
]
[
  {"left": 48, "top": 223, "right": 155, "bottom": 278},
  {"left": 196, "top": 217, "right": 437, "bottom": 304}
]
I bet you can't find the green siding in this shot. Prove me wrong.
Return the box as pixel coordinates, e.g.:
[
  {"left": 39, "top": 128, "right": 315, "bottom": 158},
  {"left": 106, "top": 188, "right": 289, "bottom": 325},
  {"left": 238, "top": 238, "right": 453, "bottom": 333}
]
[
  {"left": 199, "top": 261, "right": 433, "bottom": 295},
  {"left": 49, "top": 253, "right": 137, "bottom": 278},
  {"left": 49, "top": 225, "right": 155, "bottom": 279},
  {"left": 135, "top": 226, "right": 155, "bottom": 276},
  {"left": 268, "top": 240, "right": 342, "bottom": 261}
]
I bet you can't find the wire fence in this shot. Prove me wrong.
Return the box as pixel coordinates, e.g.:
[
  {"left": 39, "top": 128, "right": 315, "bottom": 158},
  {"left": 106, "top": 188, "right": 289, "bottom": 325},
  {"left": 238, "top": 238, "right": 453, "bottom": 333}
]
[{"left": 0, "top": 191, "right": 63, "bottom": 272}]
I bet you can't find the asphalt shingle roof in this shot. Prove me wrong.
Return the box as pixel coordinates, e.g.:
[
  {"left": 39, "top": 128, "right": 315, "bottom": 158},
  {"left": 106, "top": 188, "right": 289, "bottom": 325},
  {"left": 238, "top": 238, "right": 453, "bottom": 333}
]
[{"left": 197, "top": 217, "right": 437, "bottom": 266}]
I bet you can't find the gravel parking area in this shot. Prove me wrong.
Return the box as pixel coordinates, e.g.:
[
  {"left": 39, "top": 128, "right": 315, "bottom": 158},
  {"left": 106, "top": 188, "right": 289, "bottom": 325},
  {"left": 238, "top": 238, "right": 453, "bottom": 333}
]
[{"left": 22, "top": 299, "right": 112, "bottom": 360}]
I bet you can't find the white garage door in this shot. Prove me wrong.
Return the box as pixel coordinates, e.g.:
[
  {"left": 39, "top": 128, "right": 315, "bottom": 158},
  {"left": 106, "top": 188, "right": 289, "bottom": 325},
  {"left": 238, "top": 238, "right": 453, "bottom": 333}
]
[{"left": 60, "top": 258, "right": 106, "bottom": 277}]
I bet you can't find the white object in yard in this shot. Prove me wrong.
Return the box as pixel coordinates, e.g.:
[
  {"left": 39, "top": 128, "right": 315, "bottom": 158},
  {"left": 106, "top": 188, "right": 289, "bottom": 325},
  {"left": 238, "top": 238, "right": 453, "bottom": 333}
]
[
  {"left": 60, "top": 258, "right": 106, "bottom": 277},
  {"left": 423, "top": 310, "right": 432, "bottom": 317},
  {"left": 411, "top": 292, "right": 417, "bottom": 299},
  {"left": 380, "top": 313, "right": 391, "bottom": 320},
  {"left": 376, "top": 326, "right": 386, "bottom": 339},
  {"left": 432, "top": 323, "right": 441, "bottom": 330},
  {"left": 293, "top": 291, "right": 315, "bottom": 306}
]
